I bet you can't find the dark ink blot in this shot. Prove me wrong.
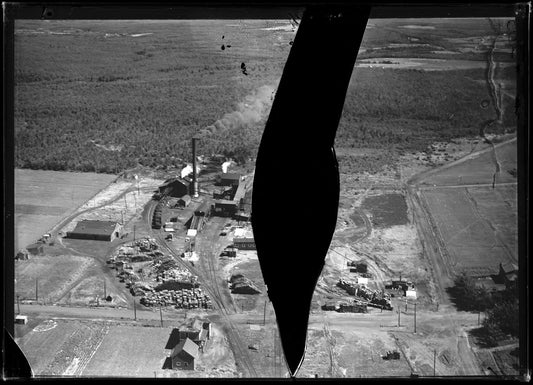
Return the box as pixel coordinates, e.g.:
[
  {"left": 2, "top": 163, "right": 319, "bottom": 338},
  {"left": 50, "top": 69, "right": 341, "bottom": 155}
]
[
  {"left": 289, "top": 41, "right": 293, "bottom": 45},
  {"left": 226, "top": 45, "right": 231, "bottom": 48},
  {"left": 221, "top": 44, "right": 225, "bottom": 50},
  {"left": 222, "top": 35, "right": 225, "bottom": 39},
  {"left": 240, "top": 62, "right": 248, "bottom": 75}
]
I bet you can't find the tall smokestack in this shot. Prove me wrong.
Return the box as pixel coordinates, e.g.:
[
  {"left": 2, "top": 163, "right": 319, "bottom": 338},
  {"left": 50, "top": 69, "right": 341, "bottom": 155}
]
[{"left": 192, "top": 137, "right": 199, "bottom": 197}]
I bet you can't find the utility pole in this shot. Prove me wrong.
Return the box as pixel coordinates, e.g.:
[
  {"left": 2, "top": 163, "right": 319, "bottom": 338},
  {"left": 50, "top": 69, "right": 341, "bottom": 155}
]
[
  {"left": 133, "top": 299, "right": 137, "bottom": 321},
  {"left": 104, "top": 279, "right": 107, "bottom": 299},
  {"left": 159, "top": 304, "right": 163, "bottom": 327},
  {"left": 414, "top": 303, "right": 417, "bottom": 333},
  {"left": 263, "top": 300, "right": 268, "bottom": 326},
  {"left": 398, "top": 306, "right": 401, "bottom": 327},
  {"left": 17, "top": 295, "right": 20, "bottom": 315},
  {"left": 433, "top": 349, "right": 436, "bottom": 376}
]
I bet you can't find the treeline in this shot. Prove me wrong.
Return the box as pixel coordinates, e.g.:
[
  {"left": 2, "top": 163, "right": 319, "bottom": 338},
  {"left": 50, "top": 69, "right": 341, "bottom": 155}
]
[{"left": 448, "top": 273, "right": 519, "bottom": 343}]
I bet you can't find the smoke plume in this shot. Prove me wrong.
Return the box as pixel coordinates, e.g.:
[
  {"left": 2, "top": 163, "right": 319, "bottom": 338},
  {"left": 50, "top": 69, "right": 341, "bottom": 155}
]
[
  {"left": 181, "top": 164, "right": 201, "bottom": 178},
  {"left": 221, "top": 160, "right": 234, "bottom": 173},
  {"left": 197, "top": 85, "right": 275, "bottom": 137}
]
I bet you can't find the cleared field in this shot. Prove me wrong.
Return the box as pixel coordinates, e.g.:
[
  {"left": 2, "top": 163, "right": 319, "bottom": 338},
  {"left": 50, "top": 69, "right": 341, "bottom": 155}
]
[
  {"left": 16, "top": 319, "right": 108, "bottom": 376},
  {"left": 58, "top": 275, "right": 129, "bottom": 307},
  {"left": 421, "top": 140, "right": 517, "bottom": 187},
  {"left": 421, "top": 187, "right": 516, "bottom": 276},
  {"left": 298, "top": 327, "right": 411, "bottom": 378},
  {"left": 82, "top": 325, "right": 181, "bottom": 377},
  {"left": 14, "top": 169, "right": 117, "bottom": 250},
  {"left": 466, "top": 185, "right": 517, "bottom": 260},
  {"left": 15, "top": 254, "right": 95, "bottom": 301},
  {"left": 362, "top": 193, "right": 409, "bottom": 228}
]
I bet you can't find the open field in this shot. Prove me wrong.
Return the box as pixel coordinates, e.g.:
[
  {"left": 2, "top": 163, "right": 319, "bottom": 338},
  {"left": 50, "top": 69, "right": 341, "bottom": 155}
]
[
  {"left": 58, "top": 275, "right": 129, "bottom": 308},
  {"left": 299, "top": 324, "right": 412, "bottom": 378},
  {"left": 82, "top": 320, "right": 236, "bottom": 378},
  {"left": 421, "top": 186, "right": 516, "bottom": 276},
  {"left": 15, "top": 319, "right": 109, "bottom": 376},
  {"left": 14, "top": 169, "right": 117, "bottom": 250},
  {"left": 82, "top": 325, "right": 172, "bottom": 377},
  {"left": 15, "top": 255, "right": 95, "bottom": 302}
]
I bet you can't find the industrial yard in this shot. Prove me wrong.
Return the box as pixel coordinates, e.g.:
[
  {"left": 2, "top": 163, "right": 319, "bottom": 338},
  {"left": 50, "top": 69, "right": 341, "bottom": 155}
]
[{"left": 11, "top": 15, "right": 521, "bottom": 380}]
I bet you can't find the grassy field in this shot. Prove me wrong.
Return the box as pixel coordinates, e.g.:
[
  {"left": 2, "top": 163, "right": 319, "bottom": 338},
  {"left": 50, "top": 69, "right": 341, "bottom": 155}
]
[
  {"left": 15, "top": 254, "right": 94, "bottom": 302},
  {"left": 421, "top": 140, "right": 517, "bottom": 186},
  {"left": 422, "top": 187, "right": 516, "bottom": 276},
  {"left": 14, "top": 169, "right": 117, "bottom": 250},
  {"left": 83, "top": 325, "right": 188, "bottom": 377}
]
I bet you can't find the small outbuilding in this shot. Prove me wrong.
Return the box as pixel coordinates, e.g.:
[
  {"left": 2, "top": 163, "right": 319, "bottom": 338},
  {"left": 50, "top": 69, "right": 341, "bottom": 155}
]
[
  {"left": 15, "top": 315, "right": 28, "bottom": 324},
  {"left": 67, "top": 220, "right": 122, "bottom": 241},
  {"left": 498, "top": 262, "right": 518, "bottom": 285},
  {"left": 15, "top": 249, "right": 30, "bottom": 260},
  {"left": 171, "top": 337, "right": 198, "bottom": 370},
  {"left": 26, "top": 243, "right": 44, "bottom": 255},
  {"left": 177, "top": 195, "right": 192, "bottom": 207}
]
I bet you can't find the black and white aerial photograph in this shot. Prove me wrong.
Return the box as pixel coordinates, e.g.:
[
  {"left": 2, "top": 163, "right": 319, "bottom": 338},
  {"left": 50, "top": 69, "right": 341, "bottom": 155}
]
[{"left": 5, "top": 3, "right": 527, "bottom": 380}]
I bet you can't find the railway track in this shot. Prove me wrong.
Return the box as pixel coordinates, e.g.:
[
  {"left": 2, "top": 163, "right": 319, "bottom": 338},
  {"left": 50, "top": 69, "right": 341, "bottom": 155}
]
[{"left": 146, "top": 201, "right": 258, "bottom": 377}]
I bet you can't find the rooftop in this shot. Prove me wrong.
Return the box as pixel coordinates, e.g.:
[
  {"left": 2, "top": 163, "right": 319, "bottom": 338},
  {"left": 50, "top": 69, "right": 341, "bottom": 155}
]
[
  {"left": 172, "top": 337, "right": 198, "bottom": 360},
  {"left": 70, "top": 220, "right": 119, "bottom": 236}
]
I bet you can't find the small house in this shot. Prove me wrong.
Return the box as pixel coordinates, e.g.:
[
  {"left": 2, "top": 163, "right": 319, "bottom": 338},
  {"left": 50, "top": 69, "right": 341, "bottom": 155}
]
[
  {"left": 170, "top": 337, "right": 198, "bottom": 370},
  {"left": 15, "top": 315, "right": 28, "bottom": 324}
]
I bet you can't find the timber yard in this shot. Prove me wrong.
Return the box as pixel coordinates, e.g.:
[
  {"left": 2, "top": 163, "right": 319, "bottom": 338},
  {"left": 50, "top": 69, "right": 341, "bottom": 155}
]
[{"left": 12, "top": 17, "right": 521, "bottom": 379}]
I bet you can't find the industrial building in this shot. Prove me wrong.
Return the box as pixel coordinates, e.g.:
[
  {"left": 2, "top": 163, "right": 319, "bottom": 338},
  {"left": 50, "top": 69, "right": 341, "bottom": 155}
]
[
  {"left": 158, "top": 178, "right": 191, "bottom": 198},
  {"left": 67, "top": 220, "right": 123, "bottom": 241},
  {"left": 233, "top": 236, "right": 255, "bottom": 250},
  {"left": 212, "top": 175, "right": 248, "bottom": 218},
  {"left": 213, "top": 199, "right": 239, "bottom": 217},
  {"left": 216, "top": 173, "right": 241, "bottom": 187}
]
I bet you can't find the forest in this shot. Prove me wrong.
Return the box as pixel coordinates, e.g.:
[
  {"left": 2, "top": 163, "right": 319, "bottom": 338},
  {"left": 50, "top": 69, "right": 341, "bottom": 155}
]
[{"left": 13, "top": 19, "right": 516, "bottom": 175}]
